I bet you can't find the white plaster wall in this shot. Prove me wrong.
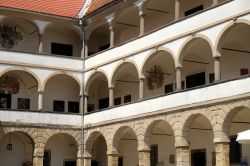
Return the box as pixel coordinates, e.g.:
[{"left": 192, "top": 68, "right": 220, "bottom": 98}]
[
  {"left": 0, "top": 50, "right": 83, "bottom": 71},
  {"left": 84, "top": 76, "right": 250, "bottom": 125}
]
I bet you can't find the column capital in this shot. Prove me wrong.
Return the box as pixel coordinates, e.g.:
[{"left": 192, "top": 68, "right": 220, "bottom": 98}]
[
  {"left": 176, "top": 66, "right": 182, "bottom": 70},
  {"left": 38, "top": 90, "right": 44, "bottom": 94},
  {"left": 213, "top": 56, "right": 221, "bottom": 60}
]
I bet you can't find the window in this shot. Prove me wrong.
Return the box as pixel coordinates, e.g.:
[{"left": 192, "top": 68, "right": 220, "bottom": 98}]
[
  {"left": 43, "top": 150, "right": 51, "bottom": 166},
  {"left": 115, "top": 97, "right": 121, "bottom": 106},
  {"left": 118, "top": 156, "right": 123, "bottom": 166},
  {"left": 165, "top": 84, "right": 174, "bottom": 94},
  {"left": 0, "top": 93, "right": 11, "bottom": 109},
  {"left": 230, "top": 136, "right": 241, "bottom": 164},
  {"left": 150, "top": 145, "right": 158, "bottom": 166},
  {"left": 186, "top": 72, "right": 205, "bottom": 89},
  {"left": 18, "top": 98, "right": 30, "bottom": 110},
  {"left": 99, "top": 97, "right": 109, "bottom": 109},
  {"left": 185, "top": 5, "right": 204, "bottom": 16},
  {"left": 64, "top": 160, "right": 76, "bottom": 166},
  {"left": 68, "top": 101, "right": 79, "bottom": 113},
  {"left": 124, "top": 95, "right": 132, "bottom": 103},
  {"left": 51, "top": 43, "right": 73, "bottom": 56},
  {"left": 53, "top": 100, "right": 65, "bottom": 112}
]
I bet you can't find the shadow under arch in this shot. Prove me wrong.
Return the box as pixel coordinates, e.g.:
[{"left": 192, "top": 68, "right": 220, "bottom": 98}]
[
  {"left": 215, "top": 19, "right": 250, "bottom": 55},
  {"left": 0, "top": 67, "right": 42, "bottom": 91}
]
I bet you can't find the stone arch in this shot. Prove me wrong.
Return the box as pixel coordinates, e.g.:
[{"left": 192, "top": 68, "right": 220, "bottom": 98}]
[
  {"left": 41, "top": 71, "right": 81, "bottom": 92},
  {"left": 140, "top": 47, "right": 177, "bottom": 78},
  {"left": 0, "top": 67, "right": 42, "bottom": 91},
  {"left": 215, "top": 19, "right": 250, "bottom": 56},
  {"left": 177, "top": 34, "right": 214, "bottom": 67},
  {"left": 181, "top": 112, "right": 214, "bottom": 146},
  {"left": 112, "top": 125, "right": 138, "bottom": 152},
  {"left": 85, "top": 131, "right": 108, "bottom": 156},
  {"left": 85, "top": 69, "right": 110, "bottom": 93},
  {"left": 221, "top": 101, "right": 250, "bottom": 140},
  {"left": 110, "top": 60, "right": 140, "bottom": 87},
  {"left": 144, "top": 119, "right": 175, "bottom": 149}
]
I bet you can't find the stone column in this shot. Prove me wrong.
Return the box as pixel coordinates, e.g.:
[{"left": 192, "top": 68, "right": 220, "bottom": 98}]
[
  {"left": 38, "top": 91, "right": 43, "bottom": 111},
  {"left": 107, "top": 153, "right": 119, "bottom": 166},
  {"left": 33, "top": 155, "right": 43, "bottom": 166},
  {"left": 84, "top": 40, "right": 88, "bottom": 58},
  {"left": 139, "top": 12, "right": 145, "bottom": 36},
  {"left": 176, "top": 146, "right": 190, "bottom": 166},
  {"left": 109, "top": 25, "right": 115, "bottom": 48},
  {"left": 138, "top": 150, "right": 150, "bottom": 166},
  {"left": 176, "top": 67, "right": 182, "bottom": 91},
  {"left": 81, "top": 40, "right": 85, "bottom": 58},
  {"left": 109, "top": 87, "right": 114, "bottom": 107},
  {"left": 38, "top": 34, "right": 44, "bottom": 54},
  {"left": 139, "top": 78, "right": 144, "bottom": 100},
  {"left": 175, "top": 0, "right": 180, "bottom": 20},
  {"left": 215, "top": 142, "right": 230, "bottom": 166},
  {"left": 84, "top": 157, "right": 92, "bottom": 166},
  {"left": 77, "top": 157, "right": 84, "bottom": 166},
  {"left": 84, "top": 94, "right": 88, "bottom": 113},
  {"left": 79, "top": 94, "right": 83, "bottom": 114},
  {"left": 214, "top": 57, "right": 221, "bottom": 82}
]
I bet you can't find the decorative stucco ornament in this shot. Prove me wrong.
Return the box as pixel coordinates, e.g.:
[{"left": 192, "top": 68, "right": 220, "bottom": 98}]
[
  {"left": 0, "top": 75, "right": 20, "bottom": 94},
  {"left": 147, "top": 65, "right": 164, "bottom": 90},
  {"left": 0, "top": 25, "right": 23, "bottom": 49}
]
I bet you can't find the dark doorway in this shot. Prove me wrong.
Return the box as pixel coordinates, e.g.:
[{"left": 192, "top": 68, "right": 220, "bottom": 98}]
[
  {"left": 91, "top": 160, "right": 98, "bottom": 166},
  {"left": 191, "top": 149, "right": 206, "bottom": 166},
  {"left": 64, "top": 160, "right": 76, "bottom": 166},
  {"left": 186, "top": 72, "right": 205, "bottom": 89}
]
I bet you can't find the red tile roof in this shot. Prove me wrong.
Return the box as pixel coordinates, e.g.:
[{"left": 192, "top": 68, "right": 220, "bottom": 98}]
[
  {"left": 86, "top": 0, "right": 113, "bottom": 15},
  {"left": 0, "top": 0, "right": 85, "bottom": 18}
]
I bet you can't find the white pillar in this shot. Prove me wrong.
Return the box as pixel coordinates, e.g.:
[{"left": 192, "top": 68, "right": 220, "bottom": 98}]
[
  {"left": 38, "top": 91, "right": 43, "bottom": 111},
  {"left": 139, "top": 12, "right": 145, "bottom": 36},
  {"left": 38, "top": 34, "right": 44, "bottom": 54},
  {"left": 139, "top": 78, "right": 144, "bottom": 100},
  {"left": 84, "top": 94, "right": 88, "bottom": 113},
  {"left": 109, "top": 25, "right": 115, "bottom": 48},
  {"left": 109, "top": 87, "right": 114, "bottom": 107},
  {"left": 175, "top": 0, "right": 180, "bottom": 20},
  {"left": 214, "top": 57, "right": 221, "bottom": 82},
  {"left": 176, "top": 67, "right": 182, "bottom": 91}
]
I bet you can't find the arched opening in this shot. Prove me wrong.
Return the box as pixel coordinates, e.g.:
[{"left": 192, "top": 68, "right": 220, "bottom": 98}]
[
  {"left": 112, "top": 62, "right": 139, "bottom": 106},
  {"left": 0, "top": 70, "right": 39, "bottom": 110},
  {"left": 43, "top": 74, "right": 80, "bottom": 113},
  {"left": 86, "top": 72, "right": 109, "bottom": 112},
  {"left": 87, "top": 132, "right": 108, "bottom": 166},
  {"left": 144, "top": 0, "right": 175, "bottom": 33},
  {"left": 88, "top": 23, "right": 110, "bottom": 56},
  {"left": 113, "top": 126, "right": 138, "bottom": 166},
  {"left": 218, "top": 23, "right": 250, "bottom": 81},
  {"left": 183, "top": 114, "right": 214, "bottom": 166},
  {"left": 145, "top": 120, "right": 175, "bottom": 166},
  {"left": 180, "top": 38, "right": 214, "bottom": 90},
  {"left": 0, "top": 17, "right": 39, "bottom": 52},
  {"left": 44, "top": 133, "right": 77, "bottom": 166},
  {"left": 43, "top": 24, "right": 81, "bottom": 57},
  {"left": 142, "top": 50, "right": 176, "bottom": 98},
  {"left": 0, "top": 132, "right": 34, "bottom": 166},
  {"left": 226, "top": 107, "right": 250, "bottom": 165},
  {"left": 115, "top": 7, "right": 140, "bottom": 44}
]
